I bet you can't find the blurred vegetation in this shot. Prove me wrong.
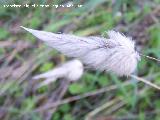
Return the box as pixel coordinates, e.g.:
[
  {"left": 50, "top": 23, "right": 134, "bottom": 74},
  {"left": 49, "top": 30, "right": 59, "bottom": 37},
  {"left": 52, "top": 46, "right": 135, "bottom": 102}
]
[{"left": 0, "top": 0, "right": 160, "bottom": 120}]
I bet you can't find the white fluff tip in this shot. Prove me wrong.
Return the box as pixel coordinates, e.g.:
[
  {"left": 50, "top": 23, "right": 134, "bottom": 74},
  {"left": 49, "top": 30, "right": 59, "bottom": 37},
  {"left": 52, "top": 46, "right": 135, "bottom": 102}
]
[{"left": 32, "top": 59, "right": 83, "bottom": 87}]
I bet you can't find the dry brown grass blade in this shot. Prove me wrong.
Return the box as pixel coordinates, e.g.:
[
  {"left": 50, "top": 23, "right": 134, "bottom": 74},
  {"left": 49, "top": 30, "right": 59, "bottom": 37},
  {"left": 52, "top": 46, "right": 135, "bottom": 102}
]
[
  {"left": 85, "top": 98, "right": 122, "bottom": 120},
  {"left": 130, "top": 75, "right": 160, "bottom": 90},
  {"left": 34, "top": 74, "right": 160, "bottom": 114},
  {"left": 42, "top": 79, "right": 69, "bottom": 120},
  {"left": 35, "top": 80, "right": 131, "bottom": 112},
  {"left": 139, "top": 53, "right": 160, "bottom": 62},
  {"left": 0, "top": 41, "right": 13, "bottom": 47}
]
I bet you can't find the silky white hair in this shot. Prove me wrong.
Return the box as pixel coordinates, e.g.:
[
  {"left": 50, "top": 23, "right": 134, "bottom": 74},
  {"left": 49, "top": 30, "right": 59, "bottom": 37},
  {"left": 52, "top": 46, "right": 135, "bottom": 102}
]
[
  {"left": 33, "top": 59, "right": 83, "bottom": 87},
  {"left": 21, "top": 26, "right": 140, "bottom": 76}
]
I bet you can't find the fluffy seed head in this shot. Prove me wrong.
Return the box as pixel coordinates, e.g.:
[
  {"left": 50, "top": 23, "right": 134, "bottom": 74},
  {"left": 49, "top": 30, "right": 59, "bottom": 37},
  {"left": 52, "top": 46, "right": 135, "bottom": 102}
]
[
  {"left": 21, "top": 26, "right": 140, "bottom": 76},
  {"left": 33, "top": 59, "right": 83, "bottom": 87},
  {"left": 104, "top": 30, "right": 140, "bottom": 76}
]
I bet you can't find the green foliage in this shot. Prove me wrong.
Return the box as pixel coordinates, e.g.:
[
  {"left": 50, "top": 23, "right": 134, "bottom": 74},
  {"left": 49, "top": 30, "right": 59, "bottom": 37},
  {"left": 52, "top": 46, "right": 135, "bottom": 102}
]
[
  {"left": 52, "top": 112, "right": 60, "bottom": 120},
  {"left": 155, "top": 75, "right": 160, "bottom": 85},
  {"left": 40, "top": 62, "right": 54, "bottom": 72},
  {"left": 59, "top": 104, "right": 71, "bottom": 113},
  {"left": 155, "top": 0, "right": 160, "bottom": 3},
  {"left": 143, "top": 3, "right": 151, "bottom": 14},
  {"left": 138, "top": 57, "right": 148, "bottom": 75},
  {"left": 111, "top": 74, "right": 129, "bottom": 97},
  {"left": 148, "top": 26, "right": 160, "bottom": 48},
  {"left": 68, "top": 83, "right": 85, "bottom": 94},
  {"left": 154, "top": 100, "right": 160, "bottom": 109},
  {"left": 45, "top": 19, "right": 71, "bottom": 32},
  {"left": 29, "top": 17, "right": 42, "bottom": 29},
  {"left": 139, "top": 112, "right": 145, "bottom": 120},
  {"left": 25, "top": 33, "right": 36, "bottom": 43},
  {"left": 0, "top": 28, "right": 9, "bottom": 40},
  {"left": 124, "top": 11, "right": 137, "bottom": 22},
  {"left": 97, "top": 75, "right": 109, "bottom": 87},
  {"left": 21, "top": 97, "right": 36, "bottom": 112},
  {"left": 63, "top": 114, "right": 74, "bottom": 120}
]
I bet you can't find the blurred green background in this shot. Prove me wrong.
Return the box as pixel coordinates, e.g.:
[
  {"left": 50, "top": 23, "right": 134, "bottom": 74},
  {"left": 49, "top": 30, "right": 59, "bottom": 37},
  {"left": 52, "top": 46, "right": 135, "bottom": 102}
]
[{"left": 0, "top": 0, "right": 160, "bottom": 120}]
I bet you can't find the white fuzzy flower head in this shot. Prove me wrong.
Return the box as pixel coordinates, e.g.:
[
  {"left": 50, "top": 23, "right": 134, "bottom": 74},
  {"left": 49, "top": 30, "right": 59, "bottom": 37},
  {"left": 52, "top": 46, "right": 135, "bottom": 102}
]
[
  {"left": 33, "top": 59, "right": 83, "bottom": 87},
  {"left": 104, "top": 30, "right": 140, "bottom": 76},
  {"left": 21, "top": 26, "right": 140, "bottom": 76}
]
